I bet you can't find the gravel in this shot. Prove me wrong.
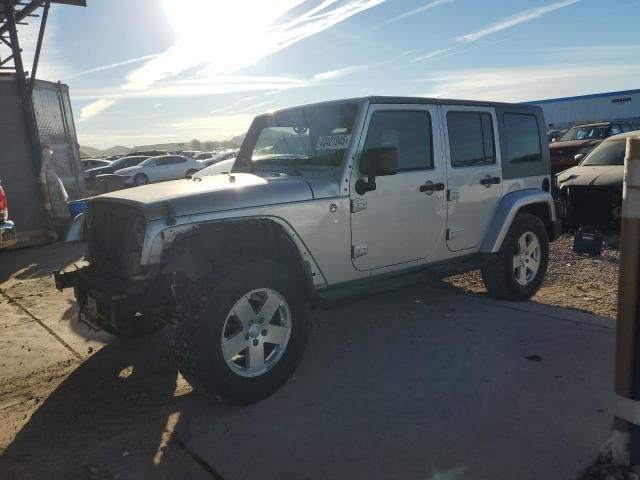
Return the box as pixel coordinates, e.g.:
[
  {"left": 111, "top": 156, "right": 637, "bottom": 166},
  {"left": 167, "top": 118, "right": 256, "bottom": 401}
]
[{"left": 447, "top": 235, "right": 620, "bottom": 319}]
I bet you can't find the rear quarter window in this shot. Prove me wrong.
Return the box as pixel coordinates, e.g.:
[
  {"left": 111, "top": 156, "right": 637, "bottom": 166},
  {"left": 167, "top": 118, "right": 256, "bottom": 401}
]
[{"left": 503, "top": 113, "right": 542, "bottom": 164}]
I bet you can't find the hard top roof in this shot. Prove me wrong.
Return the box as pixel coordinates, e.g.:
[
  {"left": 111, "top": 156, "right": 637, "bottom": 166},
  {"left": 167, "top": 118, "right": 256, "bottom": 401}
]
[
  {"left": 604, "top": 130, "right": 640, "bottom": 142},
  {"left": 261, "top": 95, "right": 542, "bottom": 116}
]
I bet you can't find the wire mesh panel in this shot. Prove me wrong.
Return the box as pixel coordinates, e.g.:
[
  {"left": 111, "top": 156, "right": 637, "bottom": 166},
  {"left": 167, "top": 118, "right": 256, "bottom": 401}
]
[{"left": 32, "top": 80, "right": 85, "bottom": 198}]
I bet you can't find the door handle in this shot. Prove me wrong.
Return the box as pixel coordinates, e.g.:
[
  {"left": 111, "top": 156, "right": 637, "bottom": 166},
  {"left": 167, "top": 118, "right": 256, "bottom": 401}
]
[
  {"left": 419, "top": 181, "right": 445, "bottom": 195},
  {"left": 480, "top": 175, "right": 501, "bottom": 187}
]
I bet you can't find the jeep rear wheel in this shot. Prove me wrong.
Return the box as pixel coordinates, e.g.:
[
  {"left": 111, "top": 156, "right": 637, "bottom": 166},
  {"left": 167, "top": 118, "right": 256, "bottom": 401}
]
[
  {"left": 173, "top": 259, "right": 308, "bottom": 404},
  {"left": 481, "top": 213, "right": 549, "bottom": 301}
]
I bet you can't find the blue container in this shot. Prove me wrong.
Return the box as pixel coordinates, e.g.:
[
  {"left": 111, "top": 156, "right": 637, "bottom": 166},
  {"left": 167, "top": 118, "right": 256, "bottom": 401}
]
[{"left": 67, "top": 200, "right": 88, "bottom": 218}]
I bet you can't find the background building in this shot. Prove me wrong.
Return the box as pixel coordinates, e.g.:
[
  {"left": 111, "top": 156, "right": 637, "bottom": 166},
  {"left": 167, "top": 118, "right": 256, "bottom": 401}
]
[{"left": 526, "top": 88, "right": 640, "bottom": 130}]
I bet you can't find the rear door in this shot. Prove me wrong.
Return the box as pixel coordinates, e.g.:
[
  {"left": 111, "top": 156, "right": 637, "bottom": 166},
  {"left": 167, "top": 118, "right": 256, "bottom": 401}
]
[
  {"left": 155, "top": 156, "right": 187, "bottom": 181},
  {"left": 442, "top": 106, "right": 502, "bottom": 252}
]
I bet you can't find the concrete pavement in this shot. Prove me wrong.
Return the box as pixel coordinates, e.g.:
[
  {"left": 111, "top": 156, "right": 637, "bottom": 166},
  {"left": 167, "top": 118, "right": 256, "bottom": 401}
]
[{"left": 0, "top": 243, "right": 615, "bottom": 479}]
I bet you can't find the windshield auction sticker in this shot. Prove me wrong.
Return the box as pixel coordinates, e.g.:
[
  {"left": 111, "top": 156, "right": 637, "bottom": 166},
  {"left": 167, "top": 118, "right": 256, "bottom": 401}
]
[{"left": 316, "top": 134, "right": 351, "bottom": 151}]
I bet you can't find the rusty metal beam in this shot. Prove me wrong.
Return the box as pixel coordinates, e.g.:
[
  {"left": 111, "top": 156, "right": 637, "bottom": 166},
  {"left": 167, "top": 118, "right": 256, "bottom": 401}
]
[{"left": 28, "top": 0, "right": 47, "bottom": 95}]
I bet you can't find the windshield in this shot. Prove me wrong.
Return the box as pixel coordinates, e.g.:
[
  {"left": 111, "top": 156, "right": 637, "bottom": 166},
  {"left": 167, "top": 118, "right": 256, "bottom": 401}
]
[
  {"left": 582, "top": 140, "right": 628, "bottom": 166},
  {"left": 193, "top": 159, "right": 235, "bottom": 178},
  {"left": 247, "top": 103, "right": 359, "bottom": 169},
  {"left": 559, "top": 125, "right": 609, "bottom": 141},
  {"left": 139, "top": 156, "right": 165, "bottom": 166}
]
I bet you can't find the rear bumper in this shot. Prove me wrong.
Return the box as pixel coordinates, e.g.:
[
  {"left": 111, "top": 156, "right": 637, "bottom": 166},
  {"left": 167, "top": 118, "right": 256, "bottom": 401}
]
[{"left": 0, "top": 220, "right": 17, "bottom": 249}]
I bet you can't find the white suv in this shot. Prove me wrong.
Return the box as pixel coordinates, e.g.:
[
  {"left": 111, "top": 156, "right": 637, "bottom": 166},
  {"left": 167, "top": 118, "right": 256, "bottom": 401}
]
[
  {"left": 56, "top": 96, "right": 560, "bottom": 405},
  {"left": 116, "top": 154, "right": 202, "bottom": 186}
]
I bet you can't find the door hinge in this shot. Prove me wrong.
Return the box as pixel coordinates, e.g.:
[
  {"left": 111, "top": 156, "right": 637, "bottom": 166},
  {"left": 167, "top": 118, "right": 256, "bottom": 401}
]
[
  {"left": 447, "top": 229, "right": 459, "bottom": 241},
  {"left": 447, "top": 189, "right": 460, "bottom": 202},
  {"left": 351, "top": 198, "right": 367, "bottom": 213},
  {"left": 351, "top": 244, "right": 368, "bottom": 259}
]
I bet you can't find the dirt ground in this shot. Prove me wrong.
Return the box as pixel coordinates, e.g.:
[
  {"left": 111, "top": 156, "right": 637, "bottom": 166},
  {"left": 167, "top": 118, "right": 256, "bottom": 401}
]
[
  {"left": 448, "top": 235, "right": 620, "bottom": 319},
  {"left": 0, "top": 238, "right": 620, "bottom": 479}
]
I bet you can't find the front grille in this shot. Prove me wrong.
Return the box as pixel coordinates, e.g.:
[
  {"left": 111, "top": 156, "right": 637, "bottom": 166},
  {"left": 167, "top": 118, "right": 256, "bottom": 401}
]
[
  {"left": 86, "top": 201, "right": 142, "bottom": 277},
  {"left": 564, "top": 186, "right": 622, "bottom": 231}
]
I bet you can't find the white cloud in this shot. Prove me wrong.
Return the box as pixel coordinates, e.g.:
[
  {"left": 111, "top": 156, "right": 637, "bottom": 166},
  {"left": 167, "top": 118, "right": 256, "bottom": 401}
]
[
  {"left": 417, "top": 64, "right": 640, "bottom": 102},
  {"left": 377, "top": 0, "right": 455, "bottom": 28},
  {"left": 411, "top": 48, "right": 453, "bottom": 62},
  {"left": 313, "top": 64, "right": 374, "bottom": 80},
  {"left": 72, "top": 54, "right": 161, "bottom": 78},
  {"left": 79, "top": 99, "right": 115, "bottom": 122},
  {"left": 456, "top": 0, "right": 581, "bottom": 44},
  {"left": 123, "top": 0, "right": 387, "bottom": 91}
]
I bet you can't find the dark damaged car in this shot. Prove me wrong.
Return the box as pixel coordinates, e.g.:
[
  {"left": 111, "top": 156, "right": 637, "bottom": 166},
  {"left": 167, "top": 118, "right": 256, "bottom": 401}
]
[
  {"left": 549, "top": 121, "right": 635, "bottom": 174},
  {"left": 556, "top": 130, "right": 640, "bottom": 234}
]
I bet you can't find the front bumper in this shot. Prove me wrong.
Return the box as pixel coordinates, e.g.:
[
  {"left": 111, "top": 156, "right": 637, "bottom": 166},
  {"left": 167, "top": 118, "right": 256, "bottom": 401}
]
[
  {"left": 54, "top": 266, "right": 159, "bottom": 331},
  {"left": 0, "top": 220, "right": 17, "bottom": 249}
]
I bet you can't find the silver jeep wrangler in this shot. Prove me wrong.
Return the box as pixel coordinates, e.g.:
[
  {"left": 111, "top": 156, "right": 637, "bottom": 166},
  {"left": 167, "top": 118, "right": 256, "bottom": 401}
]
[{"left": 55, "top": 96, "right": 560, "bottom": 404}]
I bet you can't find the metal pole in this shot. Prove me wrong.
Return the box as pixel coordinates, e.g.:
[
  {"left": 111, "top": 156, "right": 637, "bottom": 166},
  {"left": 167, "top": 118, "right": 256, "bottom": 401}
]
[
  {"left": 3, "top": 0, "right": 42, "bottom": 170},
  {"left": 29, "top": 0, "right": 49, "bottom": 96},
  {"left": 604, "top": 138, "right": 640, "bottom": 465}
]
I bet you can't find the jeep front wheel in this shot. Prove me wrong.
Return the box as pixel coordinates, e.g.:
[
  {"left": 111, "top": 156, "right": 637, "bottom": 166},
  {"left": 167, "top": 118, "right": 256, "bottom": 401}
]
[
  {"left": 173, "top": 260, "right": 308, "bottom": 404},
  {"left": 481, "top": 213, "right": 549, "bottom": 301}
]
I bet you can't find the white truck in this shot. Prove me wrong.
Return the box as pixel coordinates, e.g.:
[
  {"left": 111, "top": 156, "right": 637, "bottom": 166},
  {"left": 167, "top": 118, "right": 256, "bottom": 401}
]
[{"left": 55, "top": 96, "right": 561, "bottom": 404}]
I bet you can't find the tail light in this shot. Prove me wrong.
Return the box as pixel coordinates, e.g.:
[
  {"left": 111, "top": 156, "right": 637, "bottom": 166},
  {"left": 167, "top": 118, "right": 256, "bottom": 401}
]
[{"left": 0, "top": 185, "right": 7, "bottom": 222}]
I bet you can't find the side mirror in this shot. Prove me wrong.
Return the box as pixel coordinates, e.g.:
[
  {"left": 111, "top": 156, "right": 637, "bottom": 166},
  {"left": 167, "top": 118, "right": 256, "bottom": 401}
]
[
  {"left": 574, "top": 153, "right": 585, "bottom": 163},
  {"left": 355, "top": 146, "right": 399, "bottom": 195}
]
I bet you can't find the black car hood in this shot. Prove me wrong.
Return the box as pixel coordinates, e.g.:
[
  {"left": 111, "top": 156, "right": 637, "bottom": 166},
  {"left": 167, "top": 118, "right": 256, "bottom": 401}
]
[{"left": 556, "top": 165, "right": 624, "bottom": 188}]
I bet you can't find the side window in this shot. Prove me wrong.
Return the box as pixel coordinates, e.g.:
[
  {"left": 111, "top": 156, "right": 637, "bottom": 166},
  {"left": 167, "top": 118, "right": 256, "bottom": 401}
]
[
  {"left": 621, "top": 124, "right": 632, "bottom": 133},
  {"left": 157, "top": 156, "right": 185, "bottom": 166},
  {"left": 447, "top": 112, "right": 496, "bottom": 167},
  {"left": 362, "top": 110, "right": 433, "bottom": 171},
  {"left": 503, "top": 113, "right": 542, "bottom": 163},
  {"left": 610, "top": 124, "right": 623, "bottom": 135}
]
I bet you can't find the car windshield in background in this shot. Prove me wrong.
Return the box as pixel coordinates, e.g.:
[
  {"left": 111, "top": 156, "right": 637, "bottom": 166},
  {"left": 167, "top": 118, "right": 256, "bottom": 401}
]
[
  {"left": 249, "top": 103, "right": 359, "bottom": 169},
  {"left": 560, "top": 126, "right": 609, "bottom": 141},
  {"left": 582, "top": 140, "right": 627, "bottom": 166}
]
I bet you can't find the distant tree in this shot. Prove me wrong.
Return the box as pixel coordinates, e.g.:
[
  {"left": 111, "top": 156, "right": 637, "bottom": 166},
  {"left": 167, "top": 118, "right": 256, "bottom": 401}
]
[
  {"left": 190, "top": 139, "right": 201, "bottom": 150},
  {"left": 203, "top": 141, "right": 215, "bottom": 151}
]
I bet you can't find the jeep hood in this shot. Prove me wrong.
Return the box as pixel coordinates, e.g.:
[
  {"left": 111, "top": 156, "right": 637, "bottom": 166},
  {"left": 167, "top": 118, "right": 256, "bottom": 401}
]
[
  {"left": 91, "top": 173, "right": 314, "bottom": 220},
  {"left": 556, "top": 165, "right": 624, "bottom": 188}
]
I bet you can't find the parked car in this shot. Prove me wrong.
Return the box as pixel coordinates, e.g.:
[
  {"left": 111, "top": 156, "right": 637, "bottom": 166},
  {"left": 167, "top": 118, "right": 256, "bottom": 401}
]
[
  {"left": 0, "top": 179, "right": 17, "bottom": 249},
  {"left": 55, "top": 96, "right": 560, "bottom": 405},
  {"left": 84, "top": 155, "right": 150, "bottom": 185},
  {"left": 81, "top": 158, "right": 111, "bottom": 171},
  {"left": 555, "top": 130, "right": 640, "bottom": 234},
  {"left": 194, "top": 151, "right": 214, "bottom": 160},
  {"left": 549, "top": 121, "right": 636, "bottom": 174},
  {"left": 198, "top": 149, "right": 238, "bottom": 167},
  {"left": 128, "top": 150, "right": 169, "bottom": 157},
  {"left": 115, "top": 154, "right": 202, "bottom": 186},
  {"left": 547, "top": 129, "right": 564, "bottom": 143},
  {"left": 192, "top": 158, "right": 235, "bottom": 178}
]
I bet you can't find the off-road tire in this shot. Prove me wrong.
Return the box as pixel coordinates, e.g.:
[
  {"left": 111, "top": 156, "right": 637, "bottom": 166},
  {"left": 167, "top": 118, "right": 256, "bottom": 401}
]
[
  {"left": 481, "top": 213, "right": 549, "bottom": 301},
  {"left": 173, "top": 259, "right": 309, "bottom": 405},
  {"left": 102, "top": 315, "right": 164, "bottom": 338},
  {"left": 133, "top": 173, "right": 148, "bottom": 186}
]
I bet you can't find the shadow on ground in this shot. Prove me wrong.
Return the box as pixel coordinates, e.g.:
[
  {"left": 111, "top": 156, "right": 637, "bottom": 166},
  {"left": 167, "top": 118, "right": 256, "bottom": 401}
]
[
  {"left": 0, "top": 282, "right": 614, "bottom": 480},
  {"left": 0, "top": 242, "right": 86, "bottom": 284}
]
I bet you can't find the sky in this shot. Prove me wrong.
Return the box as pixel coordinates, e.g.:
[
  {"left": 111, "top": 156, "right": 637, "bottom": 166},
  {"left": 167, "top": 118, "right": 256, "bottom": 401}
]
[{"left": 12, "top": 0, "right": 640, "bottom": 149}]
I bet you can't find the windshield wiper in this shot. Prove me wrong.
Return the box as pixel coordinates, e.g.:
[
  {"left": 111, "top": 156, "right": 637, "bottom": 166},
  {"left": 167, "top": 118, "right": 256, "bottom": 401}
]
[{"left": 251, "top": 158, "right": 306, "bottom": 176}]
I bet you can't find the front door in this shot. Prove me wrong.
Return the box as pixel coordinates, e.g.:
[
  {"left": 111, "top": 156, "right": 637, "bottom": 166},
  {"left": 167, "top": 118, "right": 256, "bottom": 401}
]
[
  {"left": 441, "top": 106, "right": 503, "bottom": 252},
  {"left": 350, "top": 105, "right": 446, "bottom": 271}
]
